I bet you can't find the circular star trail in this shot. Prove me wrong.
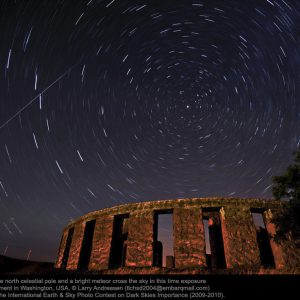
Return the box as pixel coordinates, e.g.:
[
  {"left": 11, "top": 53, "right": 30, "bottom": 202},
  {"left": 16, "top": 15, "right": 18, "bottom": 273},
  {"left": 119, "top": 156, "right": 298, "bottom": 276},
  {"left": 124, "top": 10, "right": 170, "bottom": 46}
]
[{"left": 0, "top": 0, "right": 300, "bottom": 261}]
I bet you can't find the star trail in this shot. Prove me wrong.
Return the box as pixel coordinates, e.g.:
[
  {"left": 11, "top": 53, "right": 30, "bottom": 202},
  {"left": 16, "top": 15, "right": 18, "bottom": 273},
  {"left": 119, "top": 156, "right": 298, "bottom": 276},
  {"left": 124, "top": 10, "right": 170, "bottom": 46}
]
[{"left": 1, "top": 0, "right": 300, "bottom": 262}]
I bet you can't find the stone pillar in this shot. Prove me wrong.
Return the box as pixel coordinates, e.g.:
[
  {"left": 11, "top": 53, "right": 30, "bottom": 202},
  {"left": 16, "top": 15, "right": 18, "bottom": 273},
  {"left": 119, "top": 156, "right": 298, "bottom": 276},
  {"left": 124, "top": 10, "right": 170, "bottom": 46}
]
[
  {"left": 220, "top": 206, "right": 260, "bottom": 268},
  {"left": 66, "top": 222, "right": 85, "bottom": 270},
  {"left": 173, "top": 208, "right": 206, "bottom": 268},
  {"left": 54, "top": 230, "right": 68, "bottom": 268},
  {"left": 263, "top": 209, "right": 285, "bottom": 269},
  {"left": 126, "top": 211, "right": 154, "bottom": 267},
  {"left": 89, "top": 215, "right": 114, "bottom": 270}
]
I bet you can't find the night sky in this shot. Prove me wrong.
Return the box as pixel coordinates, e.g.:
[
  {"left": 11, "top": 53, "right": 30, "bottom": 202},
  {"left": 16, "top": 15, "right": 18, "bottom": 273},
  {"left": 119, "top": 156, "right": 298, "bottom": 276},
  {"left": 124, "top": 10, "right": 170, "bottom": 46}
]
[{"left": 1, "top": 0, "right": 300, "bottom": 263}]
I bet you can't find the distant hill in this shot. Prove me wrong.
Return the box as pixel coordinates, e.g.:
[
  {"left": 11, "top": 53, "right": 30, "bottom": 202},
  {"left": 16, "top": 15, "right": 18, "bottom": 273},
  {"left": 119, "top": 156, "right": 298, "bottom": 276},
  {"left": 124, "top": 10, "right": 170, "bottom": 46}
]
[{"left": 0, "top": 255, "right": 54, "bottom": 274}]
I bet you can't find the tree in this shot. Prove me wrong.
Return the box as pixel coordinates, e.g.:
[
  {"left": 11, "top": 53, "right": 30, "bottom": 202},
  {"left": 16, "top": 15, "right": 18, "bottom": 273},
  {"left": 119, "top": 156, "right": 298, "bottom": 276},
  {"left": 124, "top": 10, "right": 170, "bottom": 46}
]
[{"left": 272, "top": 149, "right": 300, "bottom": 242}]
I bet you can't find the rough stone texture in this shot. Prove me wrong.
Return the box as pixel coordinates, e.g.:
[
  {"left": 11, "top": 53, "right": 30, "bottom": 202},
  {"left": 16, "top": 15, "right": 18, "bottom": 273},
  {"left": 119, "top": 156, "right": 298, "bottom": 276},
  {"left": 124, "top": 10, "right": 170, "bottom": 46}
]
[
  {"left": 125, "top": 211, "right": 154, "bottom": 267},
  {"left": 221, "top": 205, "right": 261, "bottom": 268},
  {"left": 83, "top": 266, "right": 300, "bottom": 275},
  {"left": 173, "top": 208, "right": 206, "bottom": 268},
  {"left": 204, "top": 210, "right": 226, "bottom": 269},
  {"left": 281, "top": 240, "right": 300, "bottom": 269},
  {"left": 263, "top": 209, "right": 285, "bottom": 269},
  {"left": 66, "top": 223, "right": 85, "bottom": 270},
  {"left": 263, "top": 209, "right": 300, "bottom": 270},
  {"left": 54, "top": 230, "right": 68, "bottom": 268},
  {"left": 88, "top": 216, "right": 114, "bottom": 270},
  {"left": 55, "top": 197, "right": 300, "bottom": 274}
]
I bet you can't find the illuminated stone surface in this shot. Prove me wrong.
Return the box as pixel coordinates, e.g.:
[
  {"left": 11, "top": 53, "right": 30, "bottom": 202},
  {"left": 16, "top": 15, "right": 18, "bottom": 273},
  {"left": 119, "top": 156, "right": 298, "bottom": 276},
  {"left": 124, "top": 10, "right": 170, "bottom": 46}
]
[{"left": 55, "top": 197, "right": 300, "bottom": 274}]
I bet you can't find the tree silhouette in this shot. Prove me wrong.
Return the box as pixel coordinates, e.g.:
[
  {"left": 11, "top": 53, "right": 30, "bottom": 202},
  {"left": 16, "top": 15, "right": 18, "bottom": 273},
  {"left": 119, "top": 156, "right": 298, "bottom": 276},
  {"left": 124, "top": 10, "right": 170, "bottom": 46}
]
[{"left": 272, "top": 149, "right": 300, "bottom": 242}]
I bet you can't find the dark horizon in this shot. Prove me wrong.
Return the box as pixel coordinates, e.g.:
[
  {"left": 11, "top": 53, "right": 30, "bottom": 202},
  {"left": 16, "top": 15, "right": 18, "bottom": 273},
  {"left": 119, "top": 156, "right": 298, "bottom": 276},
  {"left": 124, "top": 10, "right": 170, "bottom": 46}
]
[{"left": 1, "top": 0, "right": 300, "bottom": 262}]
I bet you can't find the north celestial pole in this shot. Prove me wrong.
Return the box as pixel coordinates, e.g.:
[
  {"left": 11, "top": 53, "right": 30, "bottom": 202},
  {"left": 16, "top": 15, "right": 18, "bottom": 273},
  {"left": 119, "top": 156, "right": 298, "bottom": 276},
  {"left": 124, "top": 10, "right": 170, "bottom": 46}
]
[{"left": 0, "top": 0, "right": 300, "bottom": 262}]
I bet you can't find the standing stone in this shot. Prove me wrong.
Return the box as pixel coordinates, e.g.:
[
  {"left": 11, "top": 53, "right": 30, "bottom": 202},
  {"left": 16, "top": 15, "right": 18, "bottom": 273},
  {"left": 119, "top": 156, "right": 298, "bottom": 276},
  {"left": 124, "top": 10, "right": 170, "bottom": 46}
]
[
  {"left": 221, "top": 206, "right": 260, "bottom": 268},
  {"left": 66, "top": 223, "right": 85, "bottom": 270},
  {"left": 173, "top": 208, "right": 206, "bottom": 268},
  {"left": 89, "top": 215, "right": 114, "bottom": 270},
  {"left": 54, "top": 230, "right": 68, "bottom": 268},
  {"left": 126, "top": 211, "right": 154, "bottom": 267}
]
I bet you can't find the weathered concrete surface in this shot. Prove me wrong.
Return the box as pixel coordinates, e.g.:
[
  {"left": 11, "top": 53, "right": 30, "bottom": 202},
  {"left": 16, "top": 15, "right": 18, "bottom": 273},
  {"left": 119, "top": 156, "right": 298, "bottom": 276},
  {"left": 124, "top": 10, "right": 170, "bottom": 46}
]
[
  {"left": 89, "top": 216, "right": 114, "bottom": 270},
  {"left": 263, "top": 209, "right": 300, "bottom": 270},
  {"left": 126, "top": 211, "right": 154, "bottom": 267},
  {"left": 173, "top": 208, "right": 206, "bottom": 268},
  {"left": 263, "top": 209, "right": 285, "bottom": 269},
  {"left": 55, "top": 197, "right": 300, "bottom": 274},
  {"left": 221, "top": 206, "right": 261, "bottom": 268},
  {"left": 54, "top": 230, "right": 68, "bottom": 269},
  {"left": 66, "top": 223, "right": 85, "bottom": 270}
]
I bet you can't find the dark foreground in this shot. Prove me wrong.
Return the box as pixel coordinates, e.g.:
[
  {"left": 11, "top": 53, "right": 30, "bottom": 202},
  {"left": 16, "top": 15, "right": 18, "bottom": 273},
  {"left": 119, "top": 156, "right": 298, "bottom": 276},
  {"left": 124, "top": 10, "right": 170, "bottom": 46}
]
[
  {"left": 0, "top": 255, "right": 299, "bottom": 299},
  {"left": 0, "top": 255, "right": 54, "bottom": 274}
]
